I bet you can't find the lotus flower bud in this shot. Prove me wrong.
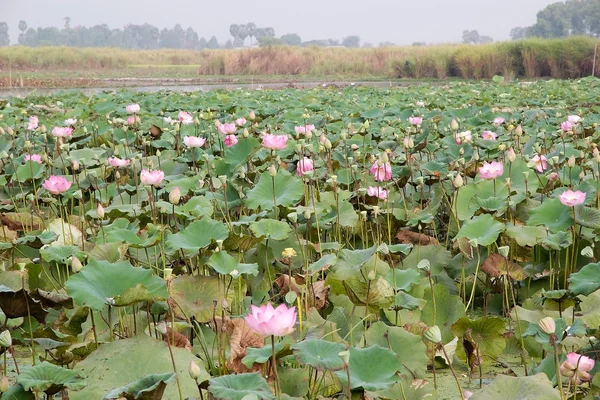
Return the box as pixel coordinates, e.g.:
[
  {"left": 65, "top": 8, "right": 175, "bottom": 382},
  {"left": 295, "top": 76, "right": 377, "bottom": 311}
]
[
  {"left": 515, "top": 125, "right": 523, "bottom": 136},
  {"left": 7, "top": 127, "right": 13, "bottom": 136},
  {"left": 538, "top": 317, "right": 556, "bottom": 335},
  {"left": 72, "top": 160, "right": 80, "bottom": 171},
  {"left": 579, "top": 170, "right": 585, "bottom": 180},
  {"left": 364, "top": 120, "right": 370, "bottom": 130},
  {"left": 248, "top": 110, "right": 256, "bottom": 121},
  {"left": 324, "top": 138, "right": 332, "bottom": 150},
  {"left": 474, "top": 152, "right": 480, "bottom": 161},
  {"left": 331, "top": 175, "right": 337, "bottom": 183},
  {"left": 305, "top": 130, "right": 313, "bottom": 140},
  {"left": 351, "top": 144, "right": 359, "bottom": 150},
  {"left": 453, "top": 173, "right": 464, "bottom": 188},
  {"left": 568, "top": 155, "right": 576, "bottom": 168},
  {"left": 287, "top": 212, "right": 298, "bottom": 224},
  {"left": 268, "top": 164, "right": 277, "bottom": 177},
  {"left": 507, "top": 148, "right": 516, "bottom": 163},
  {"left": 114, "top": 171, "right": 121, "bottom": 180},
  {"left": 169, "top": 187, "right": 181, "bottom": 205},
  {"left": 243, "top": 128, "right": 249, "bottom": 138},
  {"left": 71, "top": 256, "right": 83, "bottom": 273},
  {"left": 0, "top": 330, "right": 11, "bottom": 348},
  {"left": 303, "top": 209, "right": 312, "bottom": 220},
  {"left": 424, "top": 326, "right": 442, "bottom": 344},
  {"left": 498, "top": 144, "right": 506, "bottom": 152},
  {"left": 507, "top": 124, "right": 515, "bottom": 132},
  {"left": 451, "top": 119, "right": 459, "bottom": 130},
  {"left": 96, "top": 203, "right": 105, "bottom": 219},
  {"left": 0, "top": 375, "right": 8, "bottom": 393}
]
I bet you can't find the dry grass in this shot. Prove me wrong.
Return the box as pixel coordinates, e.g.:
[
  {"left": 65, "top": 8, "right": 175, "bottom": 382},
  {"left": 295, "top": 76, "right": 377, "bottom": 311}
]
[{"left": 0, "top": 36, "right": 598, "bottom": 79}]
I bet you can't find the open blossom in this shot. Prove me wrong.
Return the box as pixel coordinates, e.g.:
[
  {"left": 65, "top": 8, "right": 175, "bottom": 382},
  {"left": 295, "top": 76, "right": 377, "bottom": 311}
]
[
  {"left": 482, "top": 131, "right": 497, "bottom": 140},
  {"left": 262, "top": 133, "right": 288, "bottom": 150},
  {"left": 224, "top": 135, "right": 238, "bottom": 148},
  {"left": 560, "top": 121, "right": 574, "bottom": 131},
  {"left": 178, "top": 111, "right": 194, "bottom": 125},
  {"left": 244, "top": 302, "right": 297, "bottom": 337},
  {"left": 559, "top": 189, "right": 586, "bottom": 207},
  {"left": 218, "top": 123, "right": 237, "bottom": 135},
  {"left": 568, "top": 115, "right": 581, "bottom": 124},
  {"left": 140, "top": 169, "right": 165, "bottom": 187},
  {"left": 493, "top": 117, "right": 505, "bottom": 126},
  {"left": 27, "top": 116, "right": 39, "bottom": 130},
  {"left": 409, "top": 116, "right": 423, "bottom": 126},
  {"left": 560, "top": 352, "right": 595, "bottom": 384},
  {"left": 479, "top": 161, "right": 504, "bottom": 180},
  {"left": 235, "top": 117, "right": 247, "bottom": 126},
  {"left": 126, "top": 104, "right": 140, "bottom": 114},
  {"left": 24, "top": 154, "right": 43, "bottom": 164},
  {"left": 164, "top": 116, "right": 174, "bottom": 125},
  {"left": 370, "top": 161, "right": 392, "bottom": 182},
  {"left": 531, "top": 154, "right": 548, "bottom": 173},
  {"left": 367, "top": 186, "right": 388, "bottom": 199},
  {"left": 64, "top": 118, "right": 77, "bottom": 126},
  {"left": 183, "top": 136, "right": 206, "bottom": 148},
  {"left": 455, "top": 131, "right": 473, "bottom": 144},
  {"left": 295, "top": 124, "right": 316, "bottom": 135},
  {"left": 52, "top": 127, "right": 73, "bottom": 137},
  {"left": 296, "top": 157, "right": 314, "bottom": 176},
  {"left": 547, "top": 172, "right": 559, "bottom": 182},
  {"left": 42, "top": 176, "right": 72, "bottom": 195},
  {"left": 107, "top": 157, "right": 131, "bottom": 167}
]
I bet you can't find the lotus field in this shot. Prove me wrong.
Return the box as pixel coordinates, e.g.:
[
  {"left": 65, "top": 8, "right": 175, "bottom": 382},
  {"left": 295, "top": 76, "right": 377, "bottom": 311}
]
[{"left": 3, "top": 78, "right": 600, "bottom": 399}]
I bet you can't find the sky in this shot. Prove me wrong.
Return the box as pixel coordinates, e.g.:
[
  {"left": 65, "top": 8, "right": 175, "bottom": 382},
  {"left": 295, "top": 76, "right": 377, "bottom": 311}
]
[{"left": 3, "top": 0, "right": 558, "bottom": 45}]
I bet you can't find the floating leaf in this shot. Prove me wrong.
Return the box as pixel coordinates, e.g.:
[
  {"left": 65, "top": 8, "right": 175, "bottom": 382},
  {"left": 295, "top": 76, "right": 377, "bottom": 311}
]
[
  {"left": 335, "top": 345, "right": 402, "bottom": 391},
  {"left": 208, "top": 372, "right": 274, "bottom": 400},
  {"left": 471, "top": 374, "right": 560, "bottom": 400},
  {"left": 166, "top": 218, "right": 229, "bottom": 252},
  {"left": 250, "top": 219, "right": 292, "bottom": 241},
  {"left": 207, "top": 251, "right": 258, "bottom": 277},
  {"left": 527, "top": 198, "right": 573, "bottom": 232},
  {"left": 292, "top": 339, "right": 346, "bottom": 371}
]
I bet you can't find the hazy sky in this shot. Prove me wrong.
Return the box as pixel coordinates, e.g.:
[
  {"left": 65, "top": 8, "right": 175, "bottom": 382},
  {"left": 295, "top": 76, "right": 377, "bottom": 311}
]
[{"left": 4, "top": 0, "right": 558, "bottom": 45}]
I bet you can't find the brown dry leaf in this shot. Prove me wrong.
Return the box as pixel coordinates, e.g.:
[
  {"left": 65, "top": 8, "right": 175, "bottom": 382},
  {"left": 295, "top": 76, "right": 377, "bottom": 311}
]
[
  {"left": 0, "top": 213, "right": 39, "bottom": 231},
  {"left": 275, "top": 275, "right": 329, "bottom": 310},
  {"left": 396, "top": 229, "right": 438, "bottom": 246},
  {"left": 462, "top": 328, "right": 482, "bottom": 375},
  {"left": 453, "top": 237, "right": 473, "bottom": 259},
  {"left": 225, "top": 318, "right": 265, "bottom": 373},
  {"left": 163, "top": 327, "right": 193, "bottom": 352},
  {"left": 481, "top": 253, "right": 526, "bottom": 281},
  {"left": 148, "top": 125, "right": 162, "bottom": 139},
  {"left": 0, "top": 225, "right": 17, "bottom": 243}
]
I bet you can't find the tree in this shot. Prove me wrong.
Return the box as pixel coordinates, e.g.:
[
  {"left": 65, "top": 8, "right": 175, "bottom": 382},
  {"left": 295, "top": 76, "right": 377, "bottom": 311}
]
[
  {"left": 224, "top": 39, "right": 234, "bottom": 49},
  {"left": 255, "top": 27, "right": 275, "bottom": 41},
  {"left": 18, "top": 20, "right": 27, "bottom": 44},
  {"left": 64, "top": 17, "right": 71, "bottom": 29},
  {"left": 509, "top": 27, "right": 529, "bottom": 40},
  {"left": 258, "top": 37, "right": 283, "bottom": 46},
  {"left": 207, "top": 35, "right": 219, "bottom": 49},
  {"left": 246, "top": 22, "right": 257, "bottom": 46},
  {"left": 462, "top": 30, "right": 480, "bottom": 44},
  {"left": 280, "top": 33, "right": 301, "bottom": 46},
  {"left": 342, "top": 35, "right": 360, "bottom": 48},
  {"left": 363, "top": 42, "right": 374, "bottom": 48},
  {"left": 198, "top": 37, "right": 208, "bottom": 49},
  {"left": 379, "top": 41, "right": 396, "bottom": 47},
  {"left": 0, "top": 22, "right": 9, "bottom": 46},
  {"left": 479, "top": 36, "right": 494, "bottom": 44}
]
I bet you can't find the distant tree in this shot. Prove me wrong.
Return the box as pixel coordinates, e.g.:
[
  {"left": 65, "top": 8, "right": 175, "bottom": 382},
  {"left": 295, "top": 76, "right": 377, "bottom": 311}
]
[
  {"left": 379, "top": 41, "right": 396, "bottom": 47},
  {"left": 207, "top": 35, "right": 219, "bottom": 49},
  {"left": 246, "top": 22, "right": 257, "bottom": 46},
  {"left": 64, "top": 17, "right": 71, "bottom": 29},
  {"left": 280, "top": 33, "right": 301, "bottom": 46},
  {"left": 327, "top": 38, "right": 340, "bottom": 46},
  {"left": 528, "top": 1, "right": 571, "bottom": 37},
  {"left": 255, "top": 27, "right": 275, "bottom": 41},
  {"left": 462, "top": 30, "right": 480, "bottom": 44},
  {"left": 509, "top": 26, "right": 529, "bottom": 40},
  {"left": 224, "top": 39, "right": 234, "bottom": 49},
  {"left": 258, "top": 37, "right": 283, "bottom": 46},
  {"left": 479, "top": 35, "right": 494, "bottom": 44},
  {"left": 22, "top": 28, "right": 38, "bottom": 46},
  {"left": 363, "top": 42, "right": 373, "bottom": 48},
  {"left": 198, "top": 37, "right": 208, "bottom": 49},
  {"left": 412, "top": 42, "right": 426, "bottom": 46},
  {"left": 302, "top": 39, "right": 328, "bottom": 47},
  {"left": 342, "top": 35, "right": 360, "bottom": 48},
  {"left": 18, "top": 20, "right": 27, "bottom": 44},
  {"left": 229, "top": 24, "right": 241, "bottom": 46},
  {"left": 0, "top": 22, "right": 9, "bottom": 46},
  {"left": 184, "top": 27, "right": 198, "bottom": 49}
]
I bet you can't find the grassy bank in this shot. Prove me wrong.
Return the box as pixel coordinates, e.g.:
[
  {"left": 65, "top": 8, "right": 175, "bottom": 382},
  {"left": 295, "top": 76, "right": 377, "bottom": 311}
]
[{"left": 0, "top": 36, "right": 598, "bottom": 80}]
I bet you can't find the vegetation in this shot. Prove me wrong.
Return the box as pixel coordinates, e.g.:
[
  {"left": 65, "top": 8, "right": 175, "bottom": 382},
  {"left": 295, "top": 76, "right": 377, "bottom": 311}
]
[
  {"left": 0, "top": 36, "right": 599, "bottom": 81},
  {"left": 1, "top": 77, "right": 600, "bottom": 399}
]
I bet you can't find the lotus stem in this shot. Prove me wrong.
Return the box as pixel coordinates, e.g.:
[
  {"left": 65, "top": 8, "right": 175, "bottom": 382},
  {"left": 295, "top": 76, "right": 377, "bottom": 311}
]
[
  {"left": 440, "top": 342, "right": 464, "bottom": 399},
  {"left": 271, "top": 335, "right": 281, "bottom": 399}
]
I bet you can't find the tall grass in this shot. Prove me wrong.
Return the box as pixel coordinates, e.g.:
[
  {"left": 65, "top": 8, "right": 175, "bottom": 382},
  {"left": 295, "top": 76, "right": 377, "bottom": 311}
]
[{"left": 0, "top": 36, "right": 598, "bottom": 79}]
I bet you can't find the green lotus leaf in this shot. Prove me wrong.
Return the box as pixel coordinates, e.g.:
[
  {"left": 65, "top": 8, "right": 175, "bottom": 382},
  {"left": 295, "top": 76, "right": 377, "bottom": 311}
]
[
  {"left": 166, "top": 218, "right": 229, "bottom": 252},
  {"left": 291, "top": 338, "right": 346, "bottom": 371},
  {"left": 208, "top": 372, "right": 274, "bottom": 400},
  {"left": 17, "top": 361, "right": 86, "bottom": 395},
  {"left": 335, "top": 345, "right": 402, "bottom": 391},
  {"left": 104, "top": 372, "right": 175, "bottom": 400}
]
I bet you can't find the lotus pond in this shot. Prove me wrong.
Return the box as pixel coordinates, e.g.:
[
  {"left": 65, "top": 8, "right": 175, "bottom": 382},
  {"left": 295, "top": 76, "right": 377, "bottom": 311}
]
[{"left": 2, "top": 78, "right": 600, "bottom": 399}]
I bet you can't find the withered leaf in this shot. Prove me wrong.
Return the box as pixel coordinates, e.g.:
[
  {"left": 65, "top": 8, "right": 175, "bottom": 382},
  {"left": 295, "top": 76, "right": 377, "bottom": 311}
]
[
  {"left": 31, "top": 289, "right": 74, "bottom": 310},
  {"left": 163, "top": 327, "right": 193, "bottom": 352},
  {"left": 396, "top": 229, "right": 439, "bottom": 246},
  {"left": 0, "top": 286, "right": 48, "bottom": 323},
  {"left": 481, "top": 253, "right": 526, "bottom": 281},
  {"left": 462, "top": 328, "right": 482, "bottom": 375},
  {"left": 148, "top": 125, "right": 162, "bottom": 139}
]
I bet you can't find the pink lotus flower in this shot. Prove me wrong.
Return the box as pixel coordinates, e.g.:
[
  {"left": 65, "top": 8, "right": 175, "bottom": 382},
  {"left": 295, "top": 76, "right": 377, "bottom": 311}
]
[
  {"left": 51, "top": 127, "right": 73, "bottom": 137},
  {"left": 547, "top": 172, "right": 559, "bottom": 182},
  {"left": 140, "top": 169, "right": 165, "bottom": 187},
  {"left": 126, "top": 104, "right": 140, "bottom": 114},
  {"left": 107, "top": 157, "right": 131, "bottom": 167},
  {"left": 559, "top": 189, "right": 586, "bottom": 207},
  {"left": 560, "top": 121, "right": 574, "bottom": 131},
  {"left": 479, "top": 161, "right": 504, "bottom": 180},
  {"left": 367, "top": 186, "right": 388, "bottom": 199},
  {"left": 507, "top": 148, "right": 516, "bottom": 162},
  {"left": 27, "top": 116, "right": 39, "bottom": 130},
  {"left": 296, "top": 157, "right": 314, "bottom": 176},
  {"left": 127, "top": 116, "right": 135, "bottom": 125},
  {"left": 244, "top": 302, "right": 297, "bottom": 337},
  {"left": 64, "top": 118, "right": 77, "bottom": 126},
  {"left": 409, "top": 116, "right": 423, "bottom": 126},
  {"left": 560, "top": 352, "right": 595, "bottom": 384},
  {"left": 455, "top": 131, "right": 473, "bottom": 145},
  {"left": 531, "top": 155, "right": 548, "bottom": 173},
  {"left": 262, "top": 133, "right": 288, "bottom": 150},
  {"left": 482, "top": 131, "right": 497, "bottom": 140},
  {"left": 463, "top": 391, "right": 473, "bottom": 400},
  {"left": 568, "top": 115, "right": 581, "bottom": 124},
  {"left": 294, "top": 124, "right": 316, "bottom": 135},
  {"left": 183, "top": 136, "right": 206, "bottom": 148},
  {"left": 493, "top": 117, "right": 505, "bottom": 126},
  {"left": 42, "top": 175, "right": 72, "bottom": 195},
  {"left": 218, "top": 123, "right": 237, "bottom": 135},
  {"left": 235, "top": 118, "right": 247, "bottom": 126},
  {"left": 24, "top": 154, "right": 43, "bottom": 164},
  {"left": 224, "top": 135, "right": 238, "bottom": 148},
  {"left": 370, "top": 161, "right": 392, "bottom": 182},
  {"left": 178, "top": 111, "right": 194, "bottom": 125}
]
